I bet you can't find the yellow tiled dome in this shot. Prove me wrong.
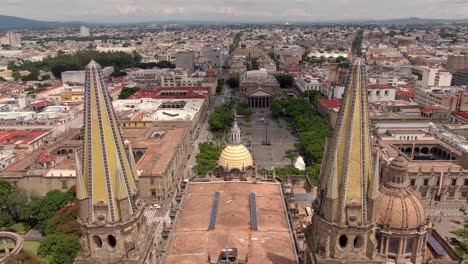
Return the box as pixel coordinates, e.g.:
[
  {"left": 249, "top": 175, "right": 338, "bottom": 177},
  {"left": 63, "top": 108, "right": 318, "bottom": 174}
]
[{"left": 218, "top": 144, "right": 253, "bottom": 172}]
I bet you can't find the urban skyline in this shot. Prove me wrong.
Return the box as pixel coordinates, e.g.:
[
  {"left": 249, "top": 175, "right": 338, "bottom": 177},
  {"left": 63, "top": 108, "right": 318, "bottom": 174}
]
[{"left": 1, "top": 0, "right": 468, "bottom": 23}]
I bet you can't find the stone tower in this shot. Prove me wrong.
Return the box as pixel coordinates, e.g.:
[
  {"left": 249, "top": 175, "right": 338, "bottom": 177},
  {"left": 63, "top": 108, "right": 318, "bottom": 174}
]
[
  {"left": 305, "top": 60, "right": 384, "bottom": 263},
  {"left": 75, "top": 61, "right": 153, "bottom": 264}
]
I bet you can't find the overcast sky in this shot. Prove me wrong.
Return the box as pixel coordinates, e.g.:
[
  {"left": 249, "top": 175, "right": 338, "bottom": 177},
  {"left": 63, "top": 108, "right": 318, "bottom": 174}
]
[{"left": 2, "top": 0, "right": 468, "bottom": 22}]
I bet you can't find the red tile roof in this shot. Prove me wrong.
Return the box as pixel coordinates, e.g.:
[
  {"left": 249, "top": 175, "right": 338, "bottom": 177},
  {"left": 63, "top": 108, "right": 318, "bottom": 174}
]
[
  {"left": 453, "top": 112, "right": 468, "bottom": 120},
  {"left": 37, "top": 151, "right": 54, "bottom": 163},
  {"left": 367, "top": 84, "right": 395, "bottom": 90},
  {"left": 319, "top": 99, "right": 341, "bottom": 108},
  {"left": 0, "top": 130, "right": 50, "bottom": 144}
]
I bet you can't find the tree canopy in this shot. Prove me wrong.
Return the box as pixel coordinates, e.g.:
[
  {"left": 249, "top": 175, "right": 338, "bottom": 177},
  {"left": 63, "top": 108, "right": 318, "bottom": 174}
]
[
  {"left": 208, "top": 104, "right": 235, "bottom": 132},
  {"left": 195, "top": 142, "right": 223, "bottom": 176},
  {"left": 9, "top": 50, "right": 143, "bottom": 78},
  {"left": 273, "top": 73, "right": 294, "bottom": 88},
  {"left": 118, "top": 86, "right": 140, "bottom": 99}
]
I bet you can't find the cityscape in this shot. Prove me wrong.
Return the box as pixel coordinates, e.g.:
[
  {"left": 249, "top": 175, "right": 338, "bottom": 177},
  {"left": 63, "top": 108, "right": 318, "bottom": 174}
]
[{"left": 0, "top": 2, "right": 467, "bottom": 264}]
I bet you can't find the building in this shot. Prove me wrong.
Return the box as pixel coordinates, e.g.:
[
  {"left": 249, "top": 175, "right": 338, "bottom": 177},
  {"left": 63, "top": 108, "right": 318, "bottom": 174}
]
[
  {"left": 452, "top": 69, "right": 468, "bottom": 86},
  {"left": 216, "top": 120, "right": 255, "bottom": 180},
  {"left": 175, "top": 51, "right": 195, "bottom": 72},
  {"left": 305, "top": 60, "right": 382, "bottom": 263},
  {"left": 239, "top": 69, "right": 280, "bottom": 108},
  {"left": 0, "top": 32, "right": 21, "bottom": 48},
  {"left": 295, "top": 75, "right": 323, "bottom": 93},
  {"left": 274, "top": 45, "right": 305, "bottom": 65},
  {"left": 421, "top": 68, "right": 452, "bottom": 88},
  {"left": 447, "top": 55, "right": 468, "bottom": 70},
  {"left": 376, "top": 156, "right": 431, "bottom": 263},
  {"left": 80, "top": 26, "right": 91, "bottom": 37},
  {"left": 304, "top": 60, "right": 460, "bottom": 264},
  {"left": 367, "top": 84, "right": 396, "bottom": 102},
  {"left": 206, "top": 44, "right": 225, "bottom": 68},
  {"left": 75, "top": 61, "right": 157, "bottom": 263},
  {"left": 415, "top": 88, "right": 467, "bottom": 112},
  {"left": 165, "top": 181, "right": 299, "bottom": 264}
]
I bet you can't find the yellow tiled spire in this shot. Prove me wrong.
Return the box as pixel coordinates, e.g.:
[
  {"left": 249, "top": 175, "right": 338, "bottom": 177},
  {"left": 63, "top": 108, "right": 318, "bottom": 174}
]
[
  {"left": 79, "top": 60, "right": 138, "bottom": 223},
  {"left": 319, "top": 59, "right": 375, "bottom": 225},
  {"left": 75, "top": 150, "right": 88, "bottom": 200}
]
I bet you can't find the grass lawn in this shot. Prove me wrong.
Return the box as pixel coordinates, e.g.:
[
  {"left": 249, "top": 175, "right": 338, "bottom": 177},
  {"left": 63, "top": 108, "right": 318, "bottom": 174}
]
[
  {"left": 23, "top": 240, "right": 41, "bottom": 256},
  {"left": 7, "top": 222, "right": 31, "bottom": 235}
]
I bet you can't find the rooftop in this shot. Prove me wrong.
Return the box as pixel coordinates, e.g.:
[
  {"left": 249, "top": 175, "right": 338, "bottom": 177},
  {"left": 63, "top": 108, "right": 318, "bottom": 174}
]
[
  {"left": 0, "top": 130, "right": 50, "bottom": 145},
  {"left": 166, "top": 182, "right": 298, "bottom": 264}
]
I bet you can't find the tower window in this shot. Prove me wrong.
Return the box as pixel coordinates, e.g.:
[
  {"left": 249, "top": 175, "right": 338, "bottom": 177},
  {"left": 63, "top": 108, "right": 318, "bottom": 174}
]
[
  {"left": 353, "top": 236, "right": 364, "bottom": 249},
  {"left": 107, "top": 235, "right": 117, "bottom": 248},
  {"left": 93, "top": 235, "right": 102, "bottom": 248},
  {"left": 338, "top": 234, "right": 348, "bottom": 249},
  {"left": 410, "top": 179, "right": 416, "bottom": 186},
  {"left": 423, "top": 179, "right": 429, "bottom": 186}
]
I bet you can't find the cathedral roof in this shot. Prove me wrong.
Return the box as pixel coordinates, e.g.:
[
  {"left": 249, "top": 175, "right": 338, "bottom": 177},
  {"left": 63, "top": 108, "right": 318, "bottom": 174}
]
[
  {"left": 377, "top": 156, "right": 427, "bottom": 230},
  {"left": 318, "top": 59, "right": 378, "bottom": 225}
]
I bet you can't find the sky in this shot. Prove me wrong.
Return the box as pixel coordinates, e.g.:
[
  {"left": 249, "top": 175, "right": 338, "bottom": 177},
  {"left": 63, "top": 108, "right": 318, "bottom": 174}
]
[{"left": 2, "top": 0, "right": 468, "bottom": 23}]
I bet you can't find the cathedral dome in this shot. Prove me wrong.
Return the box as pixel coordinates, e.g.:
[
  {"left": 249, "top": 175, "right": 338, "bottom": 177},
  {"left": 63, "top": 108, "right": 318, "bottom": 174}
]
[
  {"left": 377, "top": 187, "right": 426, "bottom": 230},
  {"left": 218, "top": 144, "right": 253, "bottom": 172},
  {"left": 377, "top": 156, "right": 427, "bottom": 230}
]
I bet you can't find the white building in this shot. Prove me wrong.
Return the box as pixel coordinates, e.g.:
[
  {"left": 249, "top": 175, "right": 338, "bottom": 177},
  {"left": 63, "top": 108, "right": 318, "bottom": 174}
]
[
  {"left": 80, "top": 26, "right": 91, "bottom": 37},
  {"left": 295, "top": 75, "right": 322, "bottom": 93},
  {"left": 0, "top": 32, "right": 21, "bottom": 48},
  {"left": 421, "top": 67, "right": 452, "bottom": 87},
  {"left": 367, "top": 84, "right": 396, "bottom": 102},
  {"left": 321, "top": 81, "right": 345, "bottom": 99}
]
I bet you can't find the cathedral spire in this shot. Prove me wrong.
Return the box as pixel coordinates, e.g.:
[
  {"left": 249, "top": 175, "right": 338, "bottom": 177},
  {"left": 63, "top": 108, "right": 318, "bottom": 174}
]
[
  {"left": 81, "top": 60, "right": 138, "bottom": 224},
  {"left": 319, "top": 59, "right": 375, "bottom": 225}
]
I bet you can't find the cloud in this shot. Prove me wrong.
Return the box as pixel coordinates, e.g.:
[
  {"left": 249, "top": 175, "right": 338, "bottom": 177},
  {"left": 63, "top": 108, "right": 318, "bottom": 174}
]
[{"left": 1, "top": 0, "right": 466, "bottom": 22}]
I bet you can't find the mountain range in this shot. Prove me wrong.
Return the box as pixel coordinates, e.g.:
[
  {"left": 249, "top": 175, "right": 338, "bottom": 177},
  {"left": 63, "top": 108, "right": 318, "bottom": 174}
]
[{"left": 0, "top": 15, "right": 467, "bottom": 30}]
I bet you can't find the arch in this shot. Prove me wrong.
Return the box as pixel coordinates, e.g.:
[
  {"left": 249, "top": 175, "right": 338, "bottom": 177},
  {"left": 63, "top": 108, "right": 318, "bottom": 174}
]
[
  {"left": 68, "top": 149, "right": 73, "bottom": 154},
  {"left": 353, "top": 235, "right": 364, "bottom": 249},
  {"left": 338, "top": 234, "right": 348, "bottom": 249},
  {"left": 93, "top": 235, "right": 102, "bottom": 248},
  {"left": 421, "top": 147, "right": 429, "bottom": 154},
  {"left": 405, "top": 147, "right": 412, "bottom": 153},
  {"left": 107, "top": 235, "right": 117, "bottom": 248}
]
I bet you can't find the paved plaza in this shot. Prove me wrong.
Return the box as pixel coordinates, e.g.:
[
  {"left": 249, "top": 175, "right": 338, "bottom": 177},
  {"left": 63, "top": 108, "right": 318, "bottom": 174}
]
[{"left": 239, "top": 109, "right": 299, "bottom": 170}]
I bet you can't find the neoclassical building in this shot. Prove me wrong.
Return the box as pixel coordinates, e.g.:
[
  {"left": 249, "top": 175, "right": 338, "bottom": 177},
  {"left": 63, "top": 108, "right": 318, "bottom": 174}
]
[
  {"left": 239, "top": 69, "right": 280, "bottom": 108},
  {"left": 216, "top": 120, "right": 255, "bottom": 181},
  {"left": 376, "top": 155, "right": 431, "bottom": 263}
]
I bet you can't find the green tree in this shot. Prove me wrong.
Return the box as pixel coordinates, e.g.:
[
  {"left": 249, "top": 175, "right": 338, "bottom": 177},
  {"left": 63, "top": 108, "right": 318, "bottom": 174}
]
[
  {"left": 270, "top": 100, "right": 284, "bottom": 118},
  {"left": 118, "top": 86, "right": 141, "bottom": 99},
  {"left": 38, "top": 233, "right": 79, "bottom": 264},
  {"left": 335, "top": 56, "right": 347, "bottom": 64},
  {"left": 41, "top": 74, "right": 51, "bottom": 81},
  {"left": 26, "top": 190, "right": 76, "bottom": 227},
  {"left": 227, "top": 77, "right": 239, "bottom": 89},
  {"left": 208, "top": 105, "right": 235, "bottom": 132},
  {"left": 0, "top": 179, "right": 12, "bottom": 209},
  {"left": 4, "top": 187, "right": 29, "bottom": 221},
  {"left": 0, "top": 77, "right": 7, "bottom": 82},
  {"left": 195, "top": 143, "right": 223, "bottom": 176},
  {"left": 236, "top": 104, "right": 252, "bottom": 117},
  {"left": 155, "top": 61, "right": 175, "bottom": 69},
  {"left": 351, "top": 30, "right": 364, "bottom": 56},
  {"left": 12, "top": 71, "right": 21, "bottom": 81},
  {"left": 273, "top": 74, "right": 294, "bottom": 88}
]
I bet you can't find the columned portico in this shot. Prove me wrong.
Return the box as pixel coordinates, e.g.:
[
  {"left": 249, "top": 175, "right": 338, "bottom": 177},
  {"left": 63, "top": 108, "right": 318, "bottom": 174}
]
[{"left": 248, "top": 96, "right": 272, "bottom": 108}]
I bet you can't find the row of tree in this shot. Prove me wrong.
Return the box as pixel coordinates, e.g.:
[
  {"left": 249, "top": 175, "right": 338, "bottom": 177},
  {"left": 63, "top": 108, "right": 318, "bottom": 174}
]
[
  {"left": 351, "top": 30, "right": 364, "bottom": 56},
  {"left": 195, "top": 143, "right": 223, "bottom": 176},
  {"left": 208, "top": 103, "right": 235, "bottom": 132},
  {"left": 270, "top": 98, "right": 332, "bottom": 185},
  {"left": 9, "top": 50, "right": 143, "bottom": 79},
  {"left": 118, "top": 86, "right": 141, "bottom": 99}
]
